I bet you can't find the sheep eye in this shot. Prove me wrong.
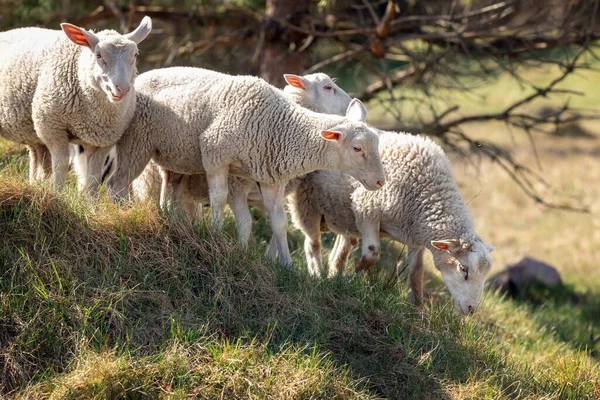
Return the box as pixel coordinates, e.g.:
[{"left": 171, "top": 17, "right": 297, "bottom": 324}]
[
  {"left": 96, "top": 52, "right": 102, "bottom": 59},
  {"left": 324, "top": 85, "right": 333, "bottom": 91},
  {"left": 353, "top": 146, "right": 362, "bottom": 153}
]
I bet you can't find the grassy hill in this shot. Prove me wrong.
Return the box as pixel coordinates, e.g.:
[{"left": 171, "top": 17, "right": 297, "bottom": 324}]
[{"left": 2, "top": 67, "right": 600, "bottom": 399}]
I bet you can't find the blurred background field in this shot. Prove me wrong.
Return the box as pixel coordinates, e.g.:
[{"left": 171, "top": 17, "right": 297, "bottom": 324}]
[{"left": 1, "top": 1, "right": 600, "bottom": 399}]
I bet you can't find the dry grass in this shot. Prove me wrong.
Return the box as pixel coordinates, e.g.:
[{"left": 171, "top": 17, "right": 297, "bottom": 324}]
[{"left": 2, "top": 64, "right": 600, "bottom": 399}]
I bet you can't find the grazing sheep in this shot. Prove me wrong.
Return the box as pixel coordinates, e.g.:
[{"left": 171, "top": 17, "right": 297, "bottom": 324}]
[
  {"left": 69, "top": 144, "right": 117, "bottom": 189},
  {"left": 128, "top": 72, "right": 353, "bottom": 238},
  {"left": 287, "top": 132, "right": 495, "bottom": 315},
  {"left": 0, "top": 17, "right": 151, "bottom": 194},
  {"left": 107, "top": 67, "right": 386, "bottom": 267}
]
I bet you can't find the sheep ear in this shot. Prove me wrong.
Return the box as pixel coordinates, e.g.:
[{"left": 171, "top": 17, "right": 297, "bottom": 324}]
[
  {"left": 431, "top": 239, "right": 462, "bottom": 254},
  {"left": 124, "top": 16, "right": 152, "bottom": 44},
  {"left": 485, "top": 243, "right": 496, "bottom": 253},
  {"left": 321, "top": 130, "right": 343, "bottom": 142},
  {"left": 346, "top": 98, "right": 367, "bottom": 123},
  {"left": 284, "top": 74, "right": 308, "bottom": 90},
  {"left": 61, "top": 23, "right": 99, "bottom": 50}
]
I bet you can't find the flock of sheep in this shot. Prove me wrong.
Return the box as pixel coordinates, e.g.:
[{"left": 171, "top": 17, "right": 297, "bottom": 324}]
[{"left": 0, "top": 17, "right": 495, "bottom": 315}]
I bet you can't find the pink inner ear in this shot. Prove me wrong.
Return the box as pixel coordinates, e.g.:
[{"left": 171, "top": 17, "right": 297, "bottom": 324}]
[
  {"left": 433, "top": 242, "right": 449, "bottom": 250},
  {"left": 321, "top": 130, "right": 341, "bottom": 141},
  {"left": 62, "top": 25, "right": 90, "bottom": 47},
  {"left": 285, "top": 76, "right": 305, "bottom": 89}
]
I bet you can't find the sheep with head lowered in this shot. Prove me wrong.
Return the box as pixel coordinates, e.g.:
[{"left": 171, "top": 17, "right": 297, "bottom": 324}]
[
  {"left": 0, "top": 17, "right": 151, "bottom": 194},
  {"left": 107, "top": 67, "right": 385, "bottom": 268},
  {"left": 288, "top": 131, "right": 495, "bottom": 315}
]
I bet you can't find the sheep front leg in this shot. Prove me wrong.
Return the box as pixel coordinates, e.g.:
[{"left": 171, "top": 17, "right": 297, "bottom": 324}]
[
  {"left": 408, "top": 247, "right": 425, "bottom": 306},
  {"left": 328, "top": 235, "right": 357, "bottom": 277},
  {"left": 260, "top": 182, "right": 293, "bottom": 268},
  {"left": 355, "top": 219, "right": 381, "bottom": 273},
  {"left": 207, "top": 168, "right": 229, "bottom": 229},
  {"left": 41, "top": 133, "right": 70, "bottom": 190}
]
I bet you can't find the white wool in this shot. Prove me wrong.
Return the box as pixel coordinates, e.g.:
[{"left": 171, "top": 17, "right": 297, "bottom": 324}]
[
  {"left": 107, "top": 67, "right": 384, "bottom": 267},
  {"left": 288, "top": 131, "right": 495, "bottom": 315},
  {"left": 0, "top": 18, "right": 151, "bottom": 193}
]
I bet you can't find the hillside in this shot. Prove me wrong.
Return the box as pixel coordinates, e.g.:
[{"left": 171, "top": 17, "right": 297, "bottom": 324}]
[{"left": 1, "top": 120, "right": 599, "bottom": 399}]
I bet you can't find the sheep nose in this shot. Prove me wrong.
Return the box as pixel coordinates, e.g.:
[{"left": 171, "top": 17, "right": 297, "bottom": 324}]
[
  {"left": 115, "top": 85, "right": 129, "bottom": 97},
  {"left": 467, "top": 305, "right": 474, "bottom": 315},
  {"left": 376, "top": 180, "right": 385, "bottom": 188}
]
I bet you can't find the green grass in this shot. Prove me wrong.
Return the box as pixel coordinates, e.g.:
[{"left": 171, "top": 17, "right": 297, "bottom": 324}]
[
  {"left": 2, "top": 59, "right": 600, "bottom": 398},
  {"left": 1, "top": 142, "right": 599, "bottom": 399}
]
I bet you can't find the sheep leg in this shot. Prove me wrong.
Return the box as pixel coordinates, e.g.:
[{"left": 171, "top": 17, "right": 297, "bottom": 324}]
[
  {"left": 265, "top": 237, "right": 278, "bottom": 259},
  {"left": 81, "top": 145, "right": 113, "bottom": 196},
  {"left": 27, "top": 144, "right": 52, "bottom": 182},
  {"left": 160, "top": 169, "right": 182, "bottom": 212},
  {"left": 229, "top": 189, "right": 252, "bottom": 247},
  {"left": 207, "top": 168, "right": 229, "bottom": 229},
  {"left": 260, "top": 182, "right": 293, "bottom": 268},
  {"left": 328, "top": 235, "right": 357, "bottom": 277},
  {"left": 41, "top": 134, "right": 70, "bottom": 190},
  {"left": 355, "top": 219, "right": 381, "bottom": 273},
  {"left": 298, "top": 212, "right": 323, "bottom": 275},
  {"left": 408, "top": 246, "right": 426, "bottom": 306},
  {"left": 178, "top": 175, "right": 202, "bottom": 223}
]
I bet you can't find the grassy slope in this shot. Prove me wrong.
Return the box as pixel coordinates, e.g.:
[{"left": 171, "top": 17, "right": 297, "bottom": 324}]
[{"left": 2, "top": 67, "right": 600, "bottom": 399}]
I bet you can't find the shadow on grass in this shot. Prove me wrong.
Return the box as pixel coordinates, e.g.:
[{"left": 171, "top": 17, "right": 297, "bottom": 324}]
[
  {"left": 499, "top": 282, "right": 600, "bottom": 359},
  {"left": 0, "top": 179, "right": 590, "bottom": 398}
]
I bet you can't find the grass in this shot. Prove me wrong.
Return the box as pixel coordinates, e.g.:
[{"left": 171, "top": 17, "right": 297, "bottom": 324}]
[{"left": 2, "top": 66, "right": 600, "bottom": 398}]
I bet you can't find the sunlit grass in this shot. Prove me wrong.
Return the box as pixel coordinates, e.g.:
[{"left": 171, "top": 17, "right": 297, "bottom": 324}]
[{"left": 2, "top": 62, "right": 600, "bottom": 398}]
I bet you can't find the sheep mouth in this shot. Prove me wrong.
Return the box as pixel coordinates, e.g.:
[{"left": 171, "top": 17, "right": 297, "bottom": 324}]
[
  {"left": 109, "top": 94, "right": 124, "bottom": 103},
  {"left": 360, "top": 179, "right": 383, "bottom": 191}
]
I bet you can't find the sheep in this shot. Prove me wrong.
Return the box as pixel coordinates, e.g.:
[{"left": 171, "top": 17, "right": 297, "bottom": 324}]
[
  {"left": 0, "top": 17, "right": 151, "bottom": 194},
  {"left": 106, "top": 67, "right": 386, "bottom": 267},
  {"left": 69, "top": 144, "right": 117, "bottom": 189},
  {"left": 282, "top": 73, "right": 352, "bottom": 116},
  {"left": 127, "top": 72, "right": 353, "bottom": 233},
  {"left": 287, "top": 132, "right": 495, "bottom": 315}
]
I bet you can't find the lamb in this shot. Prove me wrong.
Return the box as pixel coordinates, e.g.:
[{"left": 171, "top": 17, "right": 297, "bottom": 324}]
[
  {"left": 107, "top": 67, "right": 386, "bottom": 267},
  {"left": 287, "top": 132, "right": 495, "bottom": 315},
  {"left": 0, "top": 17, "right": 151, "bottom": 194},
  {"left": 127, "top": 72, "right": 352, "bottom": 231}
]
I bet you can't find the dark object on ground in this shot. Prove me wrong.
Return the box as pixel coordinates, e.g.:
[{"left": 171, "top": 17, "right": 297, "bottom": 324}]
[{"left": 487, "top": 256, "right": 563, "bottom": 296}]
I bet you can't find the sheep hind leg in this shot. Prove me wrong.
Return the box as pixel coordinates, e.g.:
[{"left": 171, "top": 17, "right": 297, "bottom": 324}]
[
  {"left": 228, "top": 187, "right": 253, "bottom": 247},
  {"left": 260, "top": 182, "right": 292, "bottom": 268},
  {"left": 27, "top": 144, "right": 52, "bottom": 182},
  {"left": 206, "top": 168, "right": 229, "bottom": 229},
  {"left": 408, "top": 246, "right": 426, "bottom": 306},
  {"left": 160, "top": 169, "right": 185, "bottom": 215},
  {"left": 328, "top": 235, "right": 357, "bottom": 277}
]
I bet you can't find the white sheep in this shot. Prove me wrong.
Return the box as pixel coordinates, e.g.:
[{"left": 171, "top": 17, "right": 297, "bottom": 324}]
[
  {"left": 127, "top": 72, "right": 352, "bottom": 236},
  {"left": 287, "top": 132, "right": 495, "bottom": 315},
  {"left": 0, "top": 17, "right": 151, "bottom": 194},
  {"left": 107, "top": 67, "right": 386, "bottom": 267}
]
